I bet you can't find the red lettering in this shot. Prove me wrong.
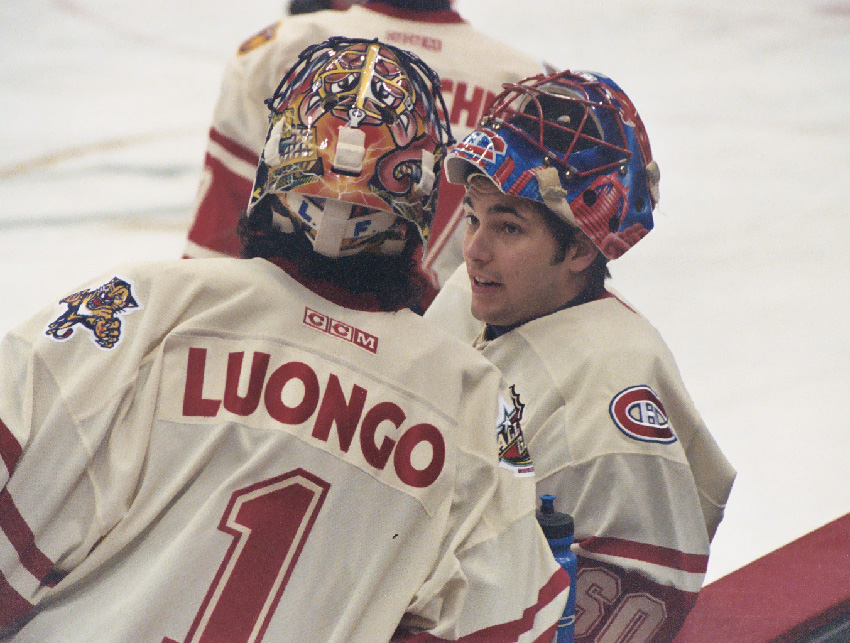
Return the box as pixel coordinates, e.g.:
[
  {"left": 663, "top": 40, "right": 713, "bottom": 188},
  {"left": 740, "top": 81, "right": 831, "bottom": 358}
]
[
  {"left": 312, "top": 374, "right": 367, "bottom": 452},
  {"left": 437, "top": 79, "right": 453, "bottom": 124},
  {"left": 353, "top": 330, "right": 378, "bottom": 354},
  {"left": 394, "top": 423, "right": 445, "bottom": 488},
  {"left": 451, "top": 82, "right": 486, "bottom": 129},
  {"left": 330, "top": 321, "right": 353, "bottom": 341},
  {"left": 223, "top": 352, "right": 270, "bottom": 416},
  {"left": 264, "top": 362, "right": 320, "bottom": 425},
  {"left": 360, "top": 402, "right": 403, "bottom": 470},
  {"left": 183, "top": 347, "right": 221, "bottom": 417},
  {"left": 483, "top": 90, "right": 496, "bottom": 116},
  {"left": 180, "top": 348, "right": 447, "bottom": 489},
  {"left": 303, "top": 308, "right": 327, "bottom": 331}
]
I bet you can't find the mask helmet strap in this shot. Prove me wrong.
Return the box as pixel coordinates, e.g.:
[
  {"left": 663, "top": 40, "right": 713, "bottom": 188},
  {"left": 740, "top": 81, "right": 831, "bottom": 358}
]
[{"left": 313, "top": 199, "right": 353, "bottom": 257}]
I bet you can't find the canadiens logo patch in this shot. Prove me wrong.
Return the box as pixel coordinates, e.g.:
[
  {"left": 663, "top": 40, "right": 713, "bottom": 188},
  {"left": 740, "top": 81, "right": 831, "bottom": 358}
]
[
  {"left": 45, "top": 276, "right": 140, "bottom": 349},
  {"left": 496, "top": 385, "right": 534, "bottom": 476},
  {"left": 453, "top": 128, "right": 506, "bottom": 166},
  {"left": 609, "top": 385, "right": 676, "bottom": 444}
]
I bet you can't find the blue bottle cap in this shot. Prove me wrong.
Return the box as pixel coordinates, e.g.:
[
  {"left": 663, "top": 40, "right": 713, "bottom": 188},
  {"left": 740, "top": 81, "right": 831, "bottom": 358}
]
[{"left": 536, "top": 494, "right": 574, "bottom": 539}]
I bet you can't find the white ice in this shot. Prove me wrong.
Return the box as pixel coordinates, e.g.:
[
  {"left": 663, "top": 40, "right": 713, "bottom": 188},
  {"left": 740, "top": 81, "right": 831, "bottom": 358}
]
[{"left": 2, "top": 0, "right": 849, "bottom": 584}]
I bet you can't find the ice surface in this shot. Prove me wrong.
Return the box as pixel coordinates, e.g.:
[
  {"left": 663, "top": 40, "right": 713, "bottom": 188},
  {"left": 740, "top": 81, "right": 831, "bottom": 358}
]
[{"left": 2, "top": 0, "right": 849, "bottom": 584}]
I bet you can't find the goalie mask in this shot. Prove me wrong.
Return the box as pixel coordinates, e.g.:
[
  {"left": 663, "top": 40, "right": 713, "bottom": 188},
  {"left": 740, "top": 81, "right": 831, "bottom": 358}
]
[
  {"left": 246, "top": 37, "right": 453, "bottom": 258},
  {"left": 446, "top": 70, "right": 660, "bottom": 259}
]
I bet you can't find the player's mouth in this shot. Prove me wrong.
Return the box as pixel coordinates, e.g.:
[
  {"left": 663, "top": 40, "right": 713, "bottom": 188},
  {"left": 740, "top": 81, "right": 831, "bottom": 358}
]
[{"left": 469, "top": 275, "right": 503, "bottom": 292}]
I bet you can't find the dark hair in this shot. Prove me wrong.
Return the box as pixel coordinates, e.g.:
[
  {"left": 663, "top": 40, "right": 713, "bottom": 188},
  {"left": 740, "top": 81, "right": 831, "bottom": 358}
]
[
  {"left": 537, "top": 204, "right": 610, "bottom": 297},
  {"left": 238, "top": 198, "right": 429, "bottom": 311},
  {"left": 466, "top": 173, "right": 610, "bottom": 295}
]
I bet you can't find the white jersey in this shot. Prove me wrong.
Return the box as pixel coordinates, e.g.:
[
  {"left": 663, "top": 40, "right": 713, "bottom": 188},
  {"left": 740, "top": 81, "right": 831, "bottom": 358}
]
[
  {"left": 425, "top": 264, "right": 736, "bottom": 642},
  {"left": 0, "top": 258, "right": 569, "bottom": 642},
  {"left": 184, "top": 2, "right": 545, "bottom": 289}
]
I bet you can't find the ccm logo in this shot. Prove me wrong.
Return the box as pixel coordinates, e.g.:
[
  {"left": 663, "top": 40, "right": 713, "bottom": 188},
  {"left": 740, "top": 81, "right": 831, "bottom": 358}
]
[
  {"left": 303, "top": 308, "right": 378, "bottom": 354},
  {"left": 609, "top": 385, "right": 677, "bottom": 444}
]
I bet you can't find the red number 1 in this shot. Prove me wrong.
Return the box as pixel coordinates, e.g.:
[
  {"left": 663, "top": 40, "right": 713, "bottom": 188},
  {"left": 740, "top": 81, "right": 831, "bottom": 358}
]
[{"left": 163, "top": 469, "right": 330, "bottom": 643}]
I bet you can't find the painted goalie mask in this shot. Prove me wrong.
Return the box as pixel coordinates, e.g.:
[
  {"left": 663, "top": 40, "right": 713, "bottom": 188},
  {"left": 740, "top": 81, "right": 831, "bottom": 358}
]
[
  {"left": 445, "top": 70, "right": 660, "bottom": 259},
  {"left": 247, "top": 37, "right": 454, "bottom": 257}
]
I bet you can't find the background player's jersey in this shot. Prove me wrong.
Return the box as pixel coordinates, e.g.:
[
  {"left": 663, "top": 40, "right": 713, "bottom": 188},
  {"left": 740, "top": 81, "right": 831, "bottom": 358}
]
[
  {"left": 183, "top": 2, "right": 545, "bottom": 288},
  {"left": 0, "top": 258, "right": 569, "bottom": 642},
  {"left": 425, "top": 264, "right": 736, "bottom": 642}
]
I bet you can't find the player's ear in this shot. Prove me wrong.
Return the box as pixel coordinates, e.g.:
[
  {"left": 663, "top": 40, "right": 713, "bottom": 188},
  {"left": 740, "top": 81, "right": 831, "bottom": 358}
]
[{"left": 567, "top": 232, "right": 599, "bottom": 273}]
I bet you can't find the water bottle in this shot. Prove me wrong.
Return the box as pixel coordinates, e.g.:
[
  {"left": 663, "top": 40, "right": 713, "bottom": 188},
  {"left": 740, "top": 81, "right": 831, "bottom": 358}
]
[{"left": 537, "top": 494, "right": 576, "bottom": 643}]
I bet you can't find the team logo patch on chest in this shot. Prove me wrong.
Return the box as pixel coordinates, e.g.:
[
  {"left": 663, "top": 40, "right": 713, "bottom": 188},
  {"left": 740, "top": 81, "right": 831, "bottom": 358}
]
[
  {"left": 497, "top": 386, "right": 534, "bottom": 476},
  {"left": 609, "top": 385, "right": 676, "bottom": 444},
  {"left": 45, "top": 276, "right": 140, "bottom": 349}
]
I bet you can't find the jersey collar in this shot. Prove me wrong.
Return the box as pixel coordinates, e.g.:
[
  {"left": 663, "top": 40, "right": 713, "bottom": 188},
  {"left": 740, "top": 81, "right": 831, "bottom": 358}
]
[
  {"left": 484, "top": 287, "right": 611, "bottom": 341},
  {"left": 361, "top": 2, "right": 465, "bottom": 24},
  {"left": 266, "top": 257, "right": 392, "bottom": 312}
]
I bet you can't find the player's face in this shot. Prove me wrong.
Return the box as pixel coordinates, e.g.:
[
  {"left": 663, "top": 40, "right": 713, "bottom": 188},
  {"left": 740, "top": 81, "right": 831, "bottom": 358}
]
[{"left": 462, "top": 185, "right": 585, "bottom": 327}]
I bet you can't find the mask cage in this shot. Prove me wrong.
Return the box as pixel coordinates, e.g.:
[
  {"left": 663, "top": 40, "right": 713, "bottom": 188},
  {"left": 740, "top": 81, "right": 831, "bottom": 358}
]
[
  {"left": 265, "top": 36, "right": 455, "bottom": 149},
  {"left": 483, "top": 72, "right": 632, "bottom": 179}
]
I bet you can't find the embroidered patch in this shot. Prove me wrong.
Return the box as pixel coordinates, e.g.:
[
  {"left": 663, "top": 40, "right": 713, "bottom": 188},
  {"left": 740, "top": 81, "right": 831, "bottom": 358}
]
[
  {"left": 497, "top": 385, "right": 534, "bottom": 476},
  {"left": 45, "top": 276, "right": 140, "bottom": 349},
  {"left": 237, "top": 21, "right": 280, "bottom": 55},
  {"left": 609, "top": 385, "right": 677, "bottom": 444}
]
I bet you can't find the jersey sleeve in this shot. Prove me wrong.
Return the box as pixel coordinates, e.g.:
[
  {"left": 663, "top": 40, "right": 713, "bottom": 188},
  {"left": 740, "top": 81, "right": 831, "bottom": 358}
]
[
  {"left": 0, "top": 270, "right": 160, "bottom": 629},
  {"left": 538, "top": 452, "right": 708, "bottom": 642},
  {"left": 396, "top": 376, "right": 570, "bottom": 642},
  {"left": 184, "top": 22, "right": 290, "bottom": 259}
]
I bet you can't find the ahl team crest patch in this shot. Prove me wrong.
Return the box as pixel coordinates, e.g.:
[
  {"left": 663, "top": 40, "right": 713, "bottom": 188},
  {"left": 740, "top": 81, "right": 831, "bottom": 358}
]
[
  {"left": 45, "top": 276, "right": 140, "bottom": 349},
  {"left": 609, "top": 385, "right": 676, "bottom": 444},
  {"left": 497, "top": 386, "right": 534, "bottom": 476}
]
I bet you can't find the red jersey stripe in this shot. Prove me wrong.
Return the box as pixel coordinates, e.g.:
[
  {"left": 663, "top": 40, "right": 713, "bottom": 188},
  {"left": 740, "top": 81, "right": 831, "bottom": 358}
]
[
  {"left": 0, "top": 489, "right": 56, "bottom": 585},
  {"left": 0, "top": 570, "right": 34, "bottom": 628},
  {"left": 208, "top": 127, "right": 260, "bottom": 166},
  {"left": 577, "top": 535, "right": 708, "bottom": 574},
  {"left": 402, "top": 566, "right": 570, "bottom": 642},
  {"left": 0, "top": 418, "right": 22, "bottom": 476}
]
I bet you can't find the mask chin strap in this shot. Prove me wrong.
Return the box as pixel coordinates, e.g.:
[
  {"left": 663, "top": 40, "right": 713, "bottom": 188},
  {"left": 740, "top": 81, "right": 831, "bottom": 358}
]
[{"left": 313, "top": 199, "right": 353, "bottom": 257}]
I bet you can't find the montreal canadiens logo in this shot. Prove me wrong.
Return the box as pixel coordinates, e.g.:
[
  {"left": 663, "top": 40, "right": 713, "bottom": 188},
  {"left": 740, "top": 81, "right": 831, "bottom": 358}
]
[
  {"left": 454, "top": 128, "right": 506, "bottom": 165},
  {"left": 609, "top": 385, "right": 676, "bottom": 444}
]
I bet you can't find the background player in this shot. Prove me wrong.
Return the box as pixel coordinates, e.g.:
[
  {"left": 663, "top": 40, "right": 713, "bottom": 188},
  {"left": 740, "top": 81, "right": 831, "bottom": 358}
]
[
  {"left": 183, "top": 0, "right": 545, "bottom": 294},
  {"left": 0, "top": 39, "right": 569, "bottom": 641},
  {"left": 424, "top": 70, "right": 736, "bottom": 641}
]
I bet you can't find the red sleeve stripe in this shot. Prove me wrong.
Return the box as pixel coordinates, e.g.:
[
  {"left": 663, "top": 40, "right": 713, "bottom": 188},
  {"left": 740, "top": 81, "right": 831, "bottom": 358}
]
[
  {"left": 0, "top": 418, "right": 22, "bottom": 476},
  {"left": 0, "top": 570, "right": 34, "bottom": 628},
  {"left": 404, "top": 566, "right": 570, "bottom": 642},
  {"left": 577, "top": 536, "right": 708, "bottom": 574},
  {"left": 208, "top": 127, "right": 261, "bottom": 166},
  {"left": 0, "top": 489, "right": 55, "bottom": 585}
]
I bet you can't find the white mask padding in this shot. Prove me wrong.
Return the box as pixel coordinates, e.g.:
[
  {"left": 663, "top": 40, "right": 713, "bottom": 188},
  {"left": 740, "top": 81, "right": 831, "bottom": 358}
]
[
  {"left": 282, "top": 194, "right": 398, "bottom": 257},
  {"left": 332, "top": 126, "right": 366, "bottom": 175},
  {"left": 535, "top": 166, "right": 577, "bottom": 225},
  {"left": 263, "top": 118, "right": 286, "bottom": 166},
  {"left": 414, "top": 149, "right": 435, "bottom": 196},
  {"left": 646, "top": 160, "right": 661, "bottom": 206}
]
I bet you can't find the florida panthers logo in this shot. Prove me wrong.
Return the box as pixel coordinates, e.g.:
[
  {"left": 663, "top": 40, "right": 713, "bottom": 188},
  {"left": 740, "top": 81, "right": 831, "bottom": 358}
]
[
  {"left": 46, "top": 277, "right": 140, "bottom": 349},
  {"left": 497, "top": 385, "right": 534, "bottom": 476}
]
